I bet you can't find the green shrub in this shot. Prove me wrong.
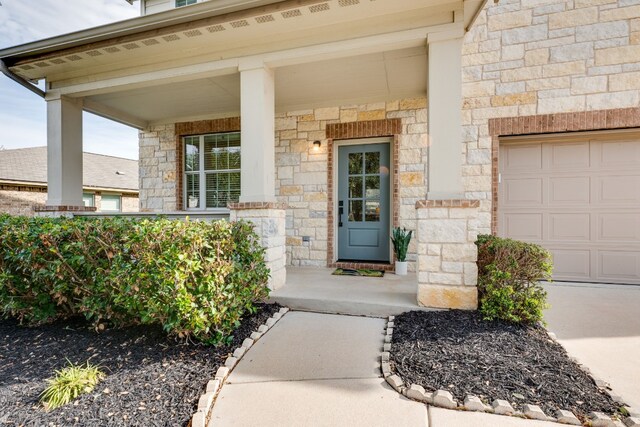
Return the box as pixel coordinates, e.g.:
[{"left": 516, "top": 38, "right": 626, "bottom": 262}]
[
  {"left": 41, "top": 361, "right": 105, "bottom": 410},
  {"left": 0, "top": 215, "right": 269, "bottom": 343},
  {"left": 476, "top": 234, "right": 553, "bottom": 325},
  {"left": 391, "top": 227, "right": 412, "bottom": 262}
]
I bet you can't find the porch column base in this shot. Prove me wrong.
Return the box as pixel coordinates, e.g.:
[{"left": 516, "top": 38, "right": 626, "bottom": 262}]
[
  {"left": 34, "top": 205, "right": 97, "bottom": 218},
  {"left": 228, "top": 202, "right": 287, "bottom": 291},
  {"left": 415, "top": 199, "right": 480, "bottom": 310}
]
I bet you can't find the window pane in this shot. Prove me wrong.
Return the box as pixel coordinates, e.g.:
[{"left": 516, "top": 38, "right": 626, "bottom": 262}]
[
  {"left": 184, "top": 137, "right": 199, "bottom": 172},
  {"left": 365, "top": 152, "right": 380, "bottom": 174},
  {"left": 228, "top": 147, "right": 241, "bottom": 169},
  {"left": 101, "top": 195, "right": 121, "bottom": 212},
  {"left": 348, "top": 200, "right": 363, "bottom": 222},
  {"left": 349, "top": 176, "right": 363, "bottom": 198},
  {"left": 365, "top": 200, "right": 380, "bottom": 222},
  {"left": 348, "top": 153, "right": 363, "bottom": 175},
  {"left": 186, "top": 173, "right": 200, "bottom": 208},
  {"left": 82, "top": 193, "right": 94, "bottom": 207},
  {"left": 365, "top": 176, "right": 380, "bottom": 199}
]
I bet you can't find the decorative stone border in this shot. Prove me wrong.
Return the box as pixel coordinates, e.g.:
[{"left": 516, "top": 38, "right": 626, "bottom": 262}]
[
  {"left": 191, "top": 307, "right": 290, "bottom": 427},
  {"left": 381, "top": 316, "right": 639, "bottom": 427}
]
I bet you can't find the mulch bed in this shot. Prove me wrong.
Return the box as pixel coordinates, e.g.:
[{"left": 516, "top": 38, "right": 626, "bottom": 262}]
[
  {"left": 0, "top": 303, "right": 280, "bottom": 427},
  {"left": 390, "top": 310, "right": 620, "bottom": 420}
]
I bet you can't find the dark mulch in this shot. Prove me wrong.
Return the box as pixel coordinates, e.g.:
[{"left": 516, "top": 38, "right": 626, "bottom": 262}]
[
  {"left": 0, "top": 303, "right": 280, "bottom": 427},
  {"left": 390, "top": 310, "right": 620, "bottom": 420}
]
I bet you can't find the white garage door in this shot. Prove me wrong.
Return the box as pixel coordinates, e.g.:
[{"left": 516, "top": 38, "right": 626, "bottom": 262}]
[{"left": 499, "top": 131, "right": 640, "bottom": 285}]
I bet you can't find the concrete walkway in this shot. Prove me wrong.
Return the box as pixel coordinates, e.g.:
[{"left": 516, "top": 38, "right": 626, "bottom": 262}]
[
  {"left": 209, "top": 311, "right": 560, "bottom": 427},
  {"left": 545, "top": 282, "right": 640, "bottom": 413}
]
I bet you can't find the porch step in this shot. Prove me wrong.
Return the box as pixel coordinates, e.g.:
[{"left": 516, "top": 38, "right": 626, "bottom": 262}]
[
  {"left": 269, "top": 293, "right": 433, "bottom": 317},
  {"left": 269, "top": 267, "right": 435, "bottom": 318}
]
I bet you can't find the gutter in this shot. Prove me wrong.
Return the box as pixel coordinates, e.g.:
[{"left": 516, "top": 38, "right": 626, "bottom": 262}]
[{"left": 0, "top": 59, "right": 45, "bottom": 97}]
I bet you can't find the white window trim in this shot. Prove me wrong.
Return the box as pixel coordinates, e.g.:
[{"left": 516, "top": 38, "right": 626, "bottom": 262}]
[
  {"left": 183, "top": 132, "right": 240, "bottom": 212},
  {"left": 175, "top": 0, "right": 198, "bottom": 8},
  {"left": 100, "top": 193, "right": 122, "bottom": 213}
]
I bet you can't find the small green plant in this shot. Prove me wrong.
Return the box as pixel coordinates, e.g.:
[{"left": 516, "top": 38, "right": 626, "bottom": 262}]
[
  {"left": 40, "top": 361, "right": 105, "bottom": 410},
  {"left": 391, "top": 227, "right": 412, "bottom": 262},
  {"left": 476, "top": 234, "right": 553, "bottom": 325}
]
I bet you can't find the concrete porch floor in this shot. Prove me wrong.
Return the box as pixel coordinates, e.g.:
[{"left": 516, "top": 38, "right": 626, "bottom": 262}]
[{"left": 269, "top": 267, "right": 426, "bottom": 317}]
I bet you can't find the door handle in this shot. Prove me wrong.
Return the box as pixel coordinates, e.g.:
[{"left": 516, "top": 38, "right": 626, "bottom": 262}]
[{"left": 338, "top": 201, "right": 344, "bottom": 227}]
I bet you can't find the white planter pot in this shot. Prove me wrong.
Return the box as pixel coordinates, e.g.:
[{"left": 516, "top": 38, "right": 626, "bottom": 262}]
[{"left": 395, "top": 261, "right": 408, "bottom": 276}]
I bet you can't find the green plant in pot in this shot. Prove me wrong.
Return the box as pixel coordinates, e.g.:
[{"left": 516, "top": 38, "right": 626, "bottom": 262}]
[{"left": 391, "top": 227, "right": 412, "bottom": 275}]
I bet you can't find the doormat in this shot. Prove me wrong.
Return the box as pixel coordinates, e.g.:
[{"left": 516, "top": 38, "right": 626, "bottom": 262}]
[{"left": 332, "top": 268, "right": 385, "bottom": 278}]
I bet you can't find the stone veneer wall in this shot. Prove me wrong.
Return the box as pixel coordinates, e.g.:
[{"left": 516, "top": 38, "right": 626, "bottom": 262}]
[
  {"left": 461, "top": 0, "right": 640, "bottom": 234},
  {"left": 139, "top": 98, "right": 429, "bottom": 270},
  {"left": 275, "top": 99, "right": 428, "bottom": 269}
]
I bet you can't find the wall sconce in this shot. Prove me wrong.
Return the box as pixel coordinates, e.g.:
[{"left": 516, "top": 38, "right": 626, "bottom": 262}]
[{"left": 312, "top": 140, "right": 322, "bottom": 151}]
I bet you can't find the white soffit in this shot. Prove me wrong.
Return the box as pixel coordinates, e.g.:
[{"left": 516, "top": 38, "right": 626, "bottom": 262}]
[{"left": 86, "top": 47, "right": 427, "bottom": 124}]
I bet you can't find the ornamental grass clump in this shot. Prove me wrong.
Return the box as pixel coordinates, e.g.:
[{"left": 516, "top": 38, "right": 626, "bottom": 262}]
[
  {"left": 40, "top": 362, "right": 105, "bottom": 410},
  {"left": 0, "top": 214, "right": 269, "bottom": 343},
  {"left": 476, "top": 234, "right": 553, "bottom": 325}
]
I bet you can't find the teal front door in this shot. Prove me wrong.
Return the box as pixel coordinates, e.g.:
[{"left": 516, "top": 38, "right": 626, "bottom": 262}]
[{"left": 337, "top": 142, "right": 390, "bottom": 262}]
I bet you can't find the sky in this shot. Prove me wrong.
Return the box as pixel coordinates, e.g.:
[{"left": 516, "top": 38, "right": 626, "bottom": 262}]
[{"left": 0, "top": 0, "right": 140, "bottom": 159}]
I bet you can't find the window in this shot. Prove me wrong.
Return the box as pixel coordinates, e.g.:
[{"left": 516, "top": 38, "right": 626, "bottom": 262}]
[
  {"left": 175, "top": 0, "right": 197, "bottom": 7},
  {"left": 82, "top": 193, "right": 95, "bottom": 207},
  {"left": 184, "top": 132, "right": 241, "bottom": 209},
  {"left": 101, "top": 194, "right": 121, "bottom": 212}
]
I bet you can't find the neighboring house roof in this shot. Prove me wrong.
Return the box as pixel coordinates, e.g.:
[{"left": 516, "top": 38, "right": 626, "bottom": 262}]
[{"left": 0, "top": 147, "right": 138, "bottom": 192}]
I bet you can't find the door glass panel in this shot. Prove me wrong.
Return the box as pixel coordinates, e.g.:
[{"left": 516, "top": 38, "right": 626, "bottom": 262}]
[
  {"left": 349, "top": 153, "right": 363, "bottom": 175},
  {"left": 349, "top": 176, "right": 363, "bottom": 198},
  {"left": 365, "top": 200, "right": 380, "bottom": 222},
  {"left": 365, "top": 152, "right": 380, "bottom": 174},
  {"left": 365, "top": 176, "right": 380, "bottom": 198},
  {"left": 349, "top": 200, "right": 363, "bottom": 222}
]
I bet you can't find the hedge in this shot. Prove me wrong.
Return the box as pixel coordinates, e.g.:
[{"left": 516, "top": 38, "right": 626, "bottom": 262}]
[
  {"left": 0, "top": 214, "right": 270, "bottom": 343},
  {"left": 476, "top": 234, "right": 553, "bottom": 324}
]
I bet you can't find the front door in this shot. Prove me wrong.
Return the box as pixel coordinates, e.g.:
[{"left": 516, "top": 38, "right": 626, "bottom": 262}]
[{"left": 337, "top": 142, "right": 390, "bottom": 262}]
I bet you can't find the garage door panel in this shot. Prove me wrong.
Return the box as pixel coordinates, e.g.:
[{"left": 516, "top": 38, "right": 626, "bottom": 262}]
[
  {"left": 596, "top": 175, "right": 640, "bottom": 205},
  {"left": 549, "top": 176, "right": 590, "bottom": 204},
  {"left": 504, "top": 178, "right": 543, "bottom": 205},
  {"left": 597, "top": 139, "right": 640, "bottom": 168},
  {"left": 549, "top": 213, "right": 590, "bottom": 241},
  {"left": 550, "top": 141, "right": 590, "bottom": 169},
  {"left": 502, "top": 213, "right": 543, "bottom": 240},
  {"left": 503, "top": 144, "right": 542, "bottom": 172},
  {"left": 499, "top": 133, "right": 640, "bottom": 285},
  {"left": 597, "top": 251, "right": 640, "bottom": 283},
  {"left": 549, "top": 249, "right": 591, "bottom": 280},
  {"left": 598, "top": 213, "right": 640, "bottom": 242}
]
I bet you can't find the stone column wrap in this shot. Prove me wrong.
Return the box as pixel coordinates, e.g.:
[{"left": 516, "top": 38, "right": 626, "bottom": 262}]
[
  {"left": 415, "top": 199, "right": 480, "bottom": 310},
  {"left": 228, "top": 202, "right": 287, "bottom": 291}
]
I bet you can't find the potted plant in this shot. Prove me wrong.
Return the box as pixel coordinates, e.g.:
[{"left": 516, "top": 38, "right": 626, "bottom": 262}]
[{"left": 391, "top": 227, "right": 412, "bottom": 275}]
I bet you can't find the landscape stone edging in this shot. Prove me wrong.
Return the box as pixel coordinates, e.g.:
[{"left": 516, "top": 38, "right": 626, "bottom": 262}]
[
  {"left": 381, "top": 316, "right": 634, "bottom": 427},
  {"left": 191, "top": 307, "right": 290, "bottom": 427}
]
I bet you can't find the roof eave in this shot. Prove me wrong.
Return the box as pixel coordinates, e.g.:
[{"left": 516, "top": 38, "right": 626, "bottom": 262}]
[{"left": 0, "top": 0, "right": 287, "bottom": 64}]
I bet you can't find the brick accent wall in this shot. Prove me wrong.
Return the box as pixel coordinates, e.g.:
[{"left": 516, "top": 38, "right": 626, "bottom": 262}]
[{"left": 461, "top": 0, "right": 640, "bottom": 236}]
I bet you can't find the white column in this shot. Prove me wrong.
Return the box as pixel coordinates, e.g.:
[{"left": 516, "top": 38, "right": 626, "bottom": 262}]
[
  {"left": 427, "top": 34, "right": 464, "bottom": 199},
  {"left": 46, "top": 95, "right": 84, "bottom": 207},
  {"left": 239, "top": 64, "right": 276, "bottom": 203}
]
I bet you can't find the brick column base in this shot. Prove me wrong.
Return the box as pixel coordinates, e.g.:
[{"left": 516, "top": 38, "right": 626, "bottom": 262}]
[
  {"left": 228, "top": 202, "right": 287, "bottom": 291},
  {"left": 415, "top": 200, "right": 480, "bottom": 310}
]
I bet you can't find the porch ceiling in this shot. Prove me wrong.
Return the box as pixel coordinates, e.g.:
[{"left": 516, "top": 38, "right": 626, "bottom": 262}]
[{"left": 86, "top": 47, "right": 427, "bottom": 124}]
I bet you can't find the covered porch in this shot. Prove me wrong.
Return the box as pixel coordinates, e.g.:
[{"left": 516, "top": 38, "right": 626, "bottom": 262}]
[{"left": 0, "top": 0, "right": 486, "bottom": 309}]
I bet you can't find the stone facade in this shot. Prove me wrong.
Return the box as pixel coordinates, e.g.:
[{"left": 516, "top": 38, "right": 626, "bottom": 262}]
[
  {"left": 415, "top": 200, "right": 480, "bottom": 310},
  {"left": 461, "top": 0, "right": 640, "bottom": 234},
  {"left": 228, "top": 203, "right": 287, "bottom": 290},
  {"left": 139, "top": 98, "right": 429, "bottom": 270}
]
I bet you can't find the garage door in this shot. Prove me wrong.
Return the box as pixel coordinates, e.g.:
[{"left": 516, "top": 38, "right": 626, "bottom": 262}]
[{"left": 499, "top": 131, "right": 640, "bottom": 285}]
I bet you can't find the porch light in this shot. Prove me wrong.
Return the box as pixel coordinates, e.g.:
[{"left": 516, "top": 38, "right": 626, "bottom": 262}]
[{"left": 312, "top": 140, "right": 322, "bottom": 151}]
